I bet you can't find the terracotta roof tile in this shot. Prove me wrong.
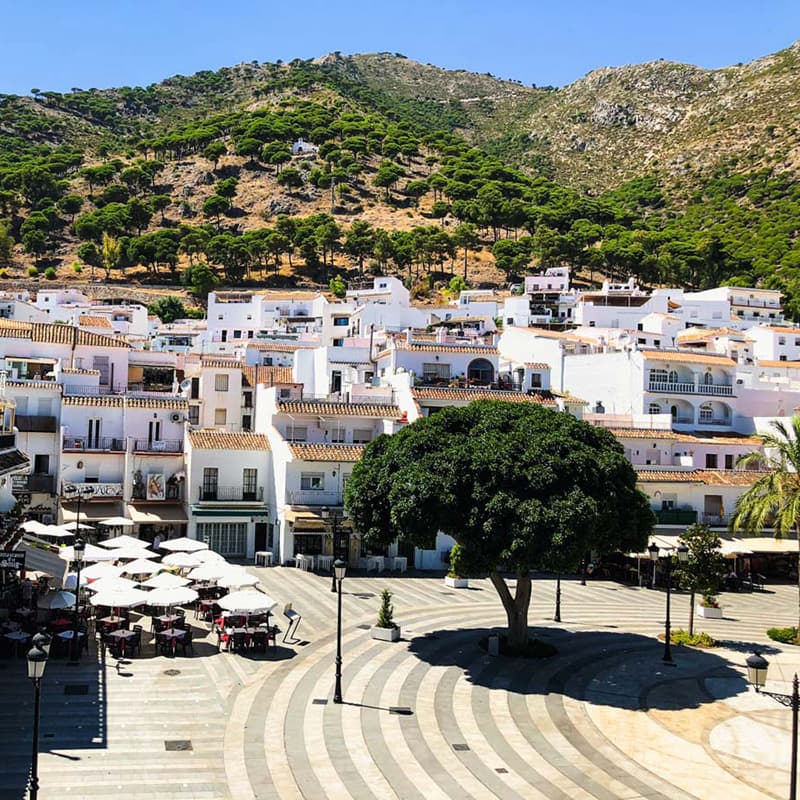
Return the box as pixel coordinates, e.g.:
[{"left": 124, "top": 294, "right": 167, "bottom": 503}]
[
  {"left": 277, "top": 401, "right": 403, "bottom": 418},
  {"left": 200, "top": 357, "right": 242, "bottom": 369},
  {"left": 79, "top": 315, "right": 113, "bottom": 329},
  {"left": 63, "top": 395, "right": 124, "bottom": 408},
  {"left": 677, "top": 327, "right": 743, "bottom": 341},
  {"left": 188, "top": 430, "right": 270, "bottom": 450},
  {"left": 247, "top": 341, "right": 316, "bottom": 352},
  {"left": 641, "top": 350, "right": 736, "bottom": 367},
  {"left": 0, "top": 319, "right": 130, "bottom": 348},
  {"left": 63, "top": 395, "right": 187, "bottom": 410},
  {"left": 411, "top": 387, "right": 557, "bottom": 406},
  {"left": 289, "top": 443, "right": 366, "bottom": 462},
  {"left": 7, "top": 379, "right": 60, "bottom": 390},
  {"left": 758, "top": 360, "right": 800, "bottom": 369},
  {"left": 525, "top": 362, "right": 550, "bottom": 369},
  {"left": 636, "top": 468, "right": 766, "bottom": 485},
  {"left": 396, "top": 341, "right": 498, "bottom": 355},
  {"left": 607, "top": 428, "right": 679, "bottom": 440},
  {"left": 242, "top": 366, "right": 294, "bottom": 386}
]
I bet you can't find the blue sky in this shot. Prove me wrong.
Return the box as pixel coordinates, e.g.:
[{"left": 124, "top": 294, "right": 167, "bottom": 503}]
[{"left": 2, "top": 1, "right": 799, "bottom": 94}]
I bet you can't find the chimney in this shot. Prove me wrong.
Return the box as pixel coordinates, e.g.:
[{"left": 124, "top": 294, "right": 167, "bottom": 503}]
[
  {"left": 435, "top": 327, "right": 447, "bottom": 344},
  {"left": 405, "top": 328, "right": 413, "bottom": 345}
]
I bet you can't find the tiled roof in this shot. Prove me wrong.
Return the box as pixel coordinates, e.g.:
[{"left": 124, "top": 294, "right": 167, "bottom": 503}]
[
  {"left": 753, "top": 326, "right": 800, "bottom": 334},
  {"left": 677, "top": 327, "right": 743, "bottom": 341},
  {"left": 247, "top": 341, "right": 316, "bottom": 352},
  {"left": 290, "top": 443, "right": 366, "bottom": 462},
  {"left": 607, "top": 428, "right": 679, "bottom": 440},
  {"left": 395, "top": 341, "right": 498, "bottom": 355},
  {"left": 554, "top": 391, "right": 589, "bottom": 406},
  {"left": 63, "top": 395, "right": 187, "bottom": 410},
  {"left": 277, "top": 400, "right": 403, "bottom": 418},
  {"left": 758, "top": 360, "right": 800, "bottom": 369},
  {"left": 7, "top": 379, "right": 60, "bottom": 390},
  {"left": 411, "top": 387, "right": 557, "bottom": 406},
  {"left": 79, "top": 315, "right": 113, "bottom": 329},
  {"left": 676, "top": 432, "right": 763, "bottom": 445},
  {"left": 242, "top": 366, "right": 294, "bottom": 386},
  {"left": 641, "top": 350, "right": 736, "bottom": 367},
  {"left": 200, "top": 357, "right": 241, "bottom": 369},
  {"left": 0, "top": 318, "right": 130, "bottom": 348},
  {"left": 188, "top": 430, "right": 270, "bottom": 450},
  {"left": 636, "top": 469, "right": 766, "bottom": 485},
  {"left": 525, "top": 362, "right": 550, "bottom": 369}
]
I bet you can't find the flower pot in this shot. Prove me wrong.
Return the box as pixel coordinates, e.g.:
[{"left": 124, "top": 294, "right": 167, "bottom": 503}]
[
  {"left": 696, "top": 604, "right": 722, "bottom": 619},
  {"left": 444, "top": 576, "right": 468, "bottom": 589},
  {"left": 371, "top": 625, "right": 400, "bottom": 642}
]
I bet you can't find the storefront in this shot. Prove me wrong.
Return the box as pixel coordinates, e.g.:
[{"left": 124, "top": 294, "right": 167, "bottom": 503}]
[{"left": 127, "top": 502, "right": 188, "bottom": 545}]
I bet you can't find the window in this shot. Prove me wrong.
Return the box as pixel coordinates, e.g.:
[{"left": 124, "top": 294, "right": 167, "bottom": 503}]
[
  {"left": 214, "top": 408, "right": 227, "bottom": 426},
  {"left": 353, "top": 428, "right": 372, "bottom": 444},
  {"left": 705, "top": 453, "right": 718, "bottom": 468},
  {"left": 300, "top": 473, "right": 324, "bottom": 490},
  {"left": 242, "top": 415, "right": 252, "bottom": 431},
  {"left": 795, "top": 338, "right": 800, "bottom": 347},
  {"left": 332, "top": 338, "right": 344, "bottom": 347},
  {"left": 725, "top": 454, "right": 734, "bottom": 470},
  {"left": 333, "top": 317, "right": 349, "bottom": 326},
  {"left": 530, "top": 373, "right": 542, "bottom": 389},
  {"left": 648, "top": 402, "right": 661, "bottom": 415},
  {"left": 699, "top": 403, "right": 713, "bottom": 423},
  {"left": 242, "top": 468, "right": 257, "bottom": 500},
  {"left": 190, "top": 377, "right": 200, "bottom": 399},
  {"left": 364, "top": 371, "right": 374, "bottom": 383},
  {"left": 197, "top": 522, "right": 247, "bottom": 557},
  {"left": 248, "top": 331, "right": 254, "bottom": 339},
  {"left": 780, "top": 355, "right": 788, "bottom": 362},
  {"left": 507, "top": 318, "right": 514, "bottom": 325},
  {"left": 287, "top": 425, "right": 307, "bottom": 442},
  {"left": 330, "top": 428, "right": 345, "bottom": 443},
  {"left": 188, "top": 405, "right": 199, "bottom": 425},
  {"left": 703, "top": 372, "right": 713, "bottom": 384},
  {"left": 215, "top": 374, "right": 229, "bottom": 392},
  {"left": 779, "top": 337, "right": 786, "bottom": 346},
  {"left": 650, "top": 368, "right": 668, "bottom": 383},
  {"left": 654, "top": 340, "right": 661, "bottom": 348},
  {"left": 422, "top": 362, "right": 451, "bottom": 381},
  {"left": 33, "top": 454, "right": 49, "bottom": 474},
  {"left": 638, "top": 338, "right": 647, "bottom": 345},
  {"left": 467, "top": 358, "right": 494, "bottom": 384},
  {"left": 202, "top": 468, "right": 218, "bottom": 501},
  {"left": 668, "top": 371, "right": 678, "bottom": 383},
  {"left": 243, "top": 391, "right": 253, "bottom": 408},
  {"left": 279, "top": 388, "right": 291, "bottom": 399}
]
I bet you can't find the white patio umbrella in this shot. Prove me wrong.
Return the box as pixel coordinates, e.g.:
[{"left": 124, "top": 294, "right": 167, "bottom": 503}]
[
  {"left": 121, "top": 558, "right": 163, "bottom": 576},
  {"left": 159, "top": 537, "right": 209, "bottom": 553},
  {"left": 82, "top": 562, "right": 124, "bottom": 581},
  {"left": 218, "top": 590, "right": 277, "bottom": 614},
  {"left": 98, "top": 517, "right": 135, "bottom": 528},
  {"left": 64, "top": 572, "right": 89, "bottom": 590},
  {"left": 89, "top": 588, "right": 150, "bottom": 609},
  {"left": 85, "top": 576, "right": 139, "bottom": 594},
  {"left": 22, "top": 520, "right": 50, "bottom": 534},
  {"left": 187, "top": 563, "right": 228, "bottom": 581},
  {"left": 60, "top": 521, "right": 95, "bottom": 532},
  {"left": 59, "top": 543, "right": 118, "bottom": 563},
  {"left": 38, "top": 590, "right": 77, "bottom": 610},
  {"left": 162, "top": 552, "right": 202, "bottom": 569},
  {"left": 217, "top": 569, "right": 259, "bottom": 589},
  {"left": 112, "top": 547, "right": 159, "bottom": 561},
  {"left": 37, "top": 525, "right": 76, "bottom": 540},
  {"left": 140, "top": 572, "right": 189, "bottom": 589},
  {"left": 98, "top": 534, "right": 148, "bottom": 549},
  {"left": 194, "top": 549, "right": 228, "bottom": 564},
  {"left": 145, "top": 586, "right": 198, "bottom": 607}
]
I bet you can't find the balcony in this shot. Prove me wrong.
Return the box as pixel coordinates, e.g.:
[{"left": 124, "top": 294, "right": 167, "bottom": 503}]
[
  {"left": 12, "top": 474, "right": 56, "bottom": 494},
  {"left": 63, "top": 436, "right": 125, "bottom": 452},
  {"left": 288, "top": 490, "right": 344, "bottom": 506},
  {"left": 647, "top": 380, "right": 734, "bottom": 397},
  {"left": 702, "top": 513, "right": 730, "bottom": 526},
  {"left": 132, "top": 439, "right": 183, "bottom": 453},
  {"left": 0, "top": 432, "right": 16, "bottom": 449},
  {"left": 132, "top": 482, "right": 182, "bottom": 501},
  {"left": 654, "top": 509, "right": 697, "bottom": 525},
  {"left": 15, "top": 415, "right": 58, "bottom": 433},
  {"left": 197, "top": 485, "right": 264, "bottom": 503}
]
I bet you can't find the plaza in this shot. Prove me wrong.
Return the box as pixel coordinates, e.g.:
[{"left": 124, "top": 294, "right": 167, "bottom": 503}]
[{"left": 0, "top": 566, "right": 796, "bottom": 799}]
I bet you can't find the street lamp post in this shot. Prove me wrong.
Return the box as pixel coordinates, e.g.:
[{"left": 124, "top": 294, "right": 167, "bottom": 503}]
[
  {"left": 746, "top": 651, "right": 798, "bottom": 800},
  {"left": 554, "top": 573, "right": 561, "bottom": 622},
  {"left": 27, "top": 638, "right": 49, "bottom": 800},
  {"left": 648, "top": 541, "right": 688, "bottom": 664},
  {"left": 333, "top": 558, "right": 346, "bottom": 704},
  {"left": 71, "top": 537, "right": 85, "bottom": 661}
]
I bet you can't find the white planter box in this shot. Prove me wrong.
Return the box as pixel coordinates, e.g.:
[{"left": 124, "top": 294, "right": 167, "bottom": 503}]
[
  {"left": 445, "top": 576, "right": 469, "bottom": 589},
  {"left": 370, "top": 625, "right": 401, "bottom": 642},
  {"left": 696, "top": 604, "right": 723, "bottom": 619}
]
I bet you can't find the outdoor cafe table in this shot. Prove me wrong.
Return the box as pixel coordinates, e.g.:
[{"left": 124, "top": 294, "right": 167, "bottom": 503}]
[
  {"left": 107, "top": 628, "right": 136, "bottom": 656},
  {"left": 156, "top": 614, "right": 180, "bottom": 627},
  {"left": 4, "top": 630, "right": 31, "bottom": 656},
  {"left": 100, "top": 615, "right": 124, "bottom": 632},
  {"left": 49, "top": 617, "right": 72, "bottom": 631},
  {"left": 159, "top": 627, "right": 186, "bottom": 655}
]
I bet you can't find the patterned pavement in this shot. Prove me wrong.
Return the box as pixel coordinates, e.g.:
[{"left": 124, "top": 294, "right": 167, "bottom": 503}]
[{"left": 0, "top": 569, "right": 796, "bottom": 799}]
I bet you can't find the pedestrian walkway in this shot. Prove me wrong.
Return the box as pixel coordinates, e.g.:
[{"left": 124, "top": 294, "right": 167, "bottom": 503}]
[{"left": 0, "top": 569, "right": 795, "bottom": 799}]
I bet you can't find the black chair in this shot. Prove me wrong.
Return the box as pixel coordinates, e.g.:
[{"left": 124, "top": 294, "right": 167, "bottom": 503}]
[
  {"left": 232, "top": 631, "right": 247, "bottom": 653},
  {"left": 130, "top": 625, "right": 143, "bottom": 657},
  {"left": 176, "top": 608, "right": 186, "bottom": 619},
  {"left": 283, "top": 604, "right": 301, "bottom": 643},
  {"left": 179, "top": 629, "right": 193, "bottom": 656},
  {"left": 174, "top": 616, "right": 187, "bottom": 631},
  {"left": 252, "top": 630, "right": 267, "bottom": 653}
]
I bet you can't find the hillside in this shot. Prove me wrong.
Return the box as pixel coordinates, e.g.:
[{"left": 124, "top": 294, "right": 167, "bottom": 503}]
[{"left": 3, "top": 47, "right": 800, "bottom": 312}]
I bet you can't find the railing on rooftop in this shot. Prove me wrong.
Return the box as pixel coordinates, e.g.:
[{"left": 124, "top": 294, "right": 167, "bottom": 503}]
[
  {"left": 63, "top": 436, "right": 125, "bottom": 452},
  {"left": 647, "top": 380, "right": 734, "bottom": 397},
  {"left": 132, "top": 439, "right": 183, "bottom": 453},
  {"left": 63, "top": 384, "right": 177, "bottom": 398},
  {"left": 288, "top": 490, "right": 344, "bottom": 506},
  {"left": 197, "top": 485, "right": 264, "bottom": 502}
]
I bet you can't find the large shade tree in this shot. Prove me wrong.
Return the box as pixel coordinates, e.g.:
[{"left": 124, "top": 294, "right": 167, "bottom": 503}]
[
  {"left": 345, "top": 401, "right": 654, "bottom": 651},
  {"left": 731, "top": 417, "right": 800, "bottom": 633}
]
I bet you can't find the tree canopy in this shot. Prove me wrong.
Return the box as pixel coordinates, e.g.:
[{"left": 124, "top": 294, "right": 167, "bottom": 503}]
[{"left": 345, "top": 401, "right": 653, "bottom": 650}]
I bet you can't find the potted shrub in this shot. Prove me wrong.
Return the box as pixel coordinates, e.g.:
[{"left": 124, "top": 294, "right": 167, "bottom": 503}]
[
  {"left": 696, "top": 594, "right": 723, "bottom": 619},
  {"left": 444, "top": 543, "right": 468, "bottom": 589},
  {"left": 371, "top": 588, "right": 401, "bottom": 641}
]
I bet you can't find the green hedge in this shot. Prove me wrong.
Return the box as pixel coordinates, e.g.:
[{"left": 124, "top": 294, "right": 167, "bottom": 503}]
[{"left": 767, "top": 626, "right": 799, "bottom": 644}]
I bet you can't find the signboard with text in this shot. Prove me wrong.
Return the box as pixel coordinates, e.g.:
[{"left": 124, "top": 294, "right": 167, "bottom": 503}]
[{"left": 0, "top": 552, "right": 25, "bottom": 571}]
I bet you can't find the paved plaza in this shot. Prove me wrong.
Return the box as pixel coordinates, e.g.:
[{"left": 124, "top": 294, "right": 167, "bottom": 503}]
[{"left": 0, "top": 568, "right": 797, "bottom": 799}]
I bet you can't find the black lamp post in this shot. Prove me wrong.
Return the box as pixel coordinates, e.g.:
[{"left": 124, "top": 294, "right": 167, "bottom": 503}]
[
  {"left": 71, "top": 537, "right": 85, "bottom": 661},
  {"left": 554, "top": 573, "right": 561, "bottom": 622},
  {"left": 27, "top": 639, "right": 49, "bottom": 800},
  {"left": 747, "top": 651, "right": 798, "bottom": 800},
  {"left": 332, "top": 558, "right": 346, "bottom": 704},
  {"left": 648, "top": 541, "right": 688, "bottom": 664}
]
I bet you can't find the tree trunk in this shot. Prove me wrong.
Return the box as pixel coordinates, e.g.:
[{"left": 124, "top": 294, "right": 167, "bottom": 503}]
[
  {"left": 689, "top": 590, "right": 695, "bottom": 637},
  {"left": 490, "top": 570, "right": 532, "bottom": 652}
]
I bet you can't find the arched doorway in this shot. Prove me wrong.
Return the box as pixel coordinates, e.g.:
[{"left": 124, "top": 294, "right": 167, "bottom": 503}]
[{"left": 467, "top": 358, "right": 494, "bottom": 385}]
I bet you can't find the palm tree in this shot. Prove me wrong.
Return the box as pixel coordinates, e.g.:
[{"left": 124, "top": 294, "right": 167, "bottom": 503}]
[{"left": 731, "top": 417, "right": 800, "bottom": 634}]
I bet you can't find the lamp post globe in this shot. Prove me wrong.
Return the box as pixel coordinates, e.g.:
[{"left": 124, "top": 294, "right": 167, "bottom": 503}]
[{"left": 746, "top": 651, "right": 769, "bottom": 693}]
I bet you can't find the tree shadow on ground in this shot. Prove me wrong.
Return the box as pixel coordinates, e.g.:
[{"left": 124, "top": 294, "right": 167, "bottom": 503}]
[{"left": 407, "top": 626, "right": 751, "bottom": 711}]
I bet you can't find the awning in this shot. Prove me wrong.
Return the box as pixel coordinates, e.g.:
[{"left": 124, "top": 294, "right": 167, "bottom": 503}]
[
  {"left": 127, "top": 503, "right": 187, "bottom": 524},
  {"left": 630, "top": 533, "right": 757, "bottom": 557},
  {"left": 17, "top": 540, "right": 69, "bottom": 583},
  {"left": 60, "top": 501, "right": 123, "bottom": 523},
  {"left": 735, "top": 536, "right": 799, "bottom": 554},
  {"left": 0, "top": 449, "right": 30, "bottom": 476},
  {"left": 283, "top": 509, "right": 352, "bottom": 531}
]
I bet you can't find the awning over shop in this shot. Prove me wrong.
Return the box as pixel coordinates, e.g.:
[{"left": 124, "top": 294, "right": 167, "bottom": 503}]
[
  {"left": 127, "top": 503, "right": 187, "bottom": 524},
  {"left": 630, "top": 533, "right": 764, "bottom": 558},
  {"left": 283, "top": 508, "right": 353, "bottom": 531},
  {"left": 735, "top": 536, "right": 799, "bottom": 554},
  {"left": 60, "top": 501, "right": 123, "bottom": 523}
]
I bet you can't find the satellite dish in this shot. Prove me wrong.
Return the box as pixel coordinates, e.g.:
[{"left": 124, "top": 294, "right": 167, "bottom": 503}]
[{"left": 179, "top": 379, "right": 192, "bottom": 392}]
